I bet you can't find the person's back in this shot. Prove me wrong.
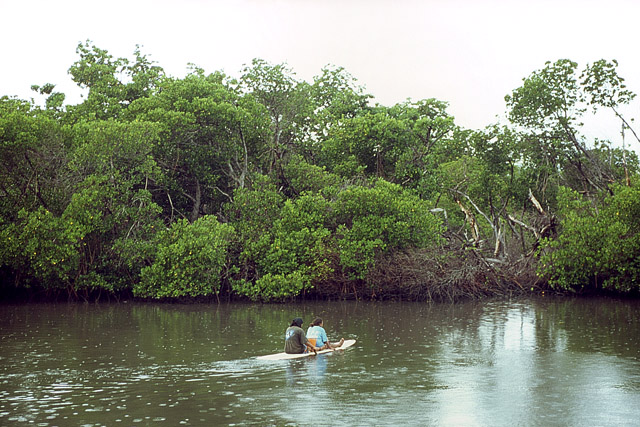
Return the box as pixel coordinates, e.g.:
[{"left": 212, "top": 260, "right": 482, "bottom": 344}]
[
  {"left": 285, "top": 320, "right": 308, "bottom": 354},
  {"left": 306, "top": 317, "right": 344, "bottom": 350},
  {"left": 307, "top": 325, "right": 328, "bottom": 348}
]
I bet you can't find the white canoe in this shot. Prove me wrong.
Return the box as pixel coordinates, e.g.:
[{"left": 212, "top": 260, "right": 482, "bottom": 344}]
[{"left": 256, "top": 339, "right": 356, "bottom": 361}]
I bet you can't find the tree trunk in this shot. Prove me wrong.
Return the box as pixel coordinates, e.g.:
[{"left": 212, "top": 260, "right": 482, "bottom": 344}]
[{"left": 190, "top": 177, "right": 201, "bottom": 223}]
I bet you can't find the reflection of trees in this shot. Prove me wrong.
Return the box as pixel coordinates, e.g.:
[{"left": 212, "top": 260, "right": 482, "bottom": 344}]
[
  {"left": 14, "top": 297, "right": 637, "bottom": 371},
  {"left": 533, "top": 297, "right": 640, "bottom": 357},
  {"left": 3, "top": 298, "right": 640, "bottom": 425},
  {"left": 527, "top": 297, "right": 640, "bottom": 423}
]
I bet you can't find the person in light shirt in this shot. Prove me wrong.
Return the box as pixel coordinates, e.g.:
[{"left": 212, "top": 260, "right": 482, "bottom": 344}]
[{"left": 306, "top": 317, "right": 344, "bottom": 350}]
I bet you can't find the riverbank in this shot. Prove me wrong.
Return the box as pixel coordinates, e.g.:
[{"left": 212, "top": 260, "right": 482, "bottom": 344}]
[{"left": 3, "top": 246, "right": 638, "bottom": 303}]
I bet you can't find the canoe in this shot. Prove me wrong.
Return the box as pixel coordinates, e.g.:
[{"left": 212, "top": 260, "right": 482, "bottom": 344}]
[{"left": 256, "top": 339, "right": 356, "bottom": 361}]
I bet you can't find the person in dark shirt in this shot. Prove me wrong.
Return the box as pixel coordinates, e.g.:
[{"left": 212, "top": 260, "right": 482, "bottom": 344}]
[{"left": 284, "top": 317, "right": 318, "bottom": 354}]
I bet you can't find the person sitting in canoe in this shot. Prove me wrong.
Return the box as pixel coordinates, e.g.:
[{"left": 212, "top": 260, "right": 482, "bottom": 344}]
[
  {"left": 285, "top": 317, "right": 318, "bottom": 354},
  {"left": 307, "top": 317, "right": 344, "bottom": 351}
]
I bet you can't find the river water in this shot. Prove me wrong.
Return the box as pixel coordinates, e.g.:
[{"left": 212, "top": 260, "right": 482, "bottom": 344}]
[{"left": 1, "top": 297, "right": 639, "bottom": 426}]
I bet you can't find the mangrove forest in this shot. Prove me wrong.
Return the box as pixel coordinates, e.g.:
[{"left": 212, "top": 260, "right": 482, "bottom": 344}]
[{"left": 1, "top": 42, "right": 639, "bottom": 302}]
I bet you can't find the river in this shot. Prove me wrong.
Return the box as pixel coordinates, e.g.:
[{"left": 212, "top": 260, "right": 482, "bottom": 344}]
[{"left": 1, "top": 296, "right": 639, "bottom": 426}]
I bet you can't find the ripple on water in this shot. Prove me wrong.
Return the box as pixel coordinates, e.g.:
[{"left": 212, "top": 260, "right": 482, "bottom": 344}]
[{"left": 2, "top": 299, "right": 640, "bottom": 426}]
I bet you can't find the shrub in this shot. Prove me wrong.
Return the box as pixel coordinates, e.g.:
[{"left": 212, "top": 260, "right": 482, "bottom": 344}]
[
  {"left": 332, "top": 179, "right": 443, "bottom": 280},
  {"left": 232, "top": 193, "right": 332, "bottom": 301},
  {"left": 538, "top": 185, "right": 640, "bottom": 293},
  {"left": 136, "top": 216, "right": 235, "bottom": 298}
]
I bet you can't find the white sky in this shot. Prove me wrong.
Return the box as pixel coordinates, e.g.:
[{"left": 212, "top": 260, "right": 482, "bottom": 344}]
[{"left": 2, "top": 0, "right": 640, "bottom": 151}]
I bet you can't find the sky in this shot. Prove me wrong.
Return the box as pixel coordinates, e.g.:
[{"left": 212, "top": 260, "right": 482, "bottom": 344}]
[{"left": 2, "top": 0, "right": 640, "bottom": 151}]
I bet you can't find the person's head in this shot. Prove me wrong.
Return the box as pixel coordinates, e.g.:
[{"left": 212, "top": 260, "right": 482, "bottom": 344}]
[
  {"left": 310, "top": 317, "right": 323, "bottom": 327},
  {"left": 291, "top": 317, "right": 304, "bottom": 327}
]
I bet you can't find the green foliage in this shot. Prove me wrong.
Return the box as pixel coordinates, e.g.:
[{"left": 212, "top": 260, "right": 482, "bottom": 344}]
[
  {"left": 1, "top": 207, "right": 79, "bottom": 288},
  {"left": 504, "top": 59, "right": 586, "bottom": 197},
  {"left": 70, "top": 174, "right": 163, "bottom": 292},
  {"left": 321, "top": 110, "right": 408, "bottom": 179},
  {"left": 581, "top": 59, "right": 636, "bottom": 110},
  {"left": 318, "top": 98, "right": 462, "bottom": 200},
  {"left": 67, "top": 41, "right": 164, "bottom": 120},
  {"left": 332, "top": 180, "right": 443, "bottom": 280},
  {"left": 239, "top": 59, "right": 314, "bottom": 174},
  {"left": 224, "top": 176, "right": 285, "bottom": 245},
  {"left": 229, "top": 189, "right": 331, "bottom": 301},
  {"left": 128, "top": 73, "right": 270, "bottom": 220},
  {"left": 231, "top": 271, "right": 307, "bottom": 302},
  {"left": 70, "top": 119, "right": 160, "bottom": 179},
  {"left": 31, "top": 83, "right": 66, "bottom": 114},
  {"left": 226, "top": 177, "right": 444, "bottom": 299},
  {"left": 136, "top": 216, "right": 235, "bottom": 298},
  {"left": 309, "top": 65, "right": 372, "bottom": 144},
  {"left": 3, "top": 44, "right": 640, "bottom": 301},
  {"left": 505, "top": 58, "right": 637, "bottom": 199},
  {"left": 66, "top": 118, "right": 164, "bottom": 292},
  {"left": 282, "top": 155, "right": 342, "bottom": 196},
  {"left": 311, "top": 65, "right": 371, "bottom": 119},
  {"left": 506, "top": 59, "right": 584, "bottom": 131},
  {"left": 538, "top": 185, "right": 640, "bottom": 293},
  {"left": 0, "top": 104, "right": 163, "bottom": 295},
  {"left": 0, "top": 172, "right": 163, "bottom": 295},
  {"left": 0, "top": 97, "right": 70, "bottom": 219},
  {"left": 392, "top": 99, "right": 460, "bottom": 189},
  {"left": 436, "top": 138, "right": 530, "bottom": 237}
]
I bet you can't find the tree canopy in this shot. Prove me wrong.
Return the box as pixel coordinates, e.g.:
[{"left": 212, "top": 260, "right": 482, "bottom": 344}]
[{"left": 1, "top": 45, "right": 639, "bottom": 301}]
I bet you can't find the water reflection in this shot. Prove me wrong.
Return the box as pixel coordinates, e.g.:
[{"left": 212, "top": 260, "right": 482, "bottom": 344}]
[
  {"left": 284, "top": 354, "right": 330, "bottom": 388},
  {"left": 306, "top": 354, "right": 328, "bottom": 381},
  {"left": 1, "top": 297, "right": 639, "bottom": 426}
]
